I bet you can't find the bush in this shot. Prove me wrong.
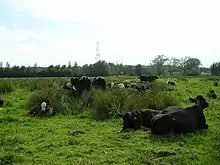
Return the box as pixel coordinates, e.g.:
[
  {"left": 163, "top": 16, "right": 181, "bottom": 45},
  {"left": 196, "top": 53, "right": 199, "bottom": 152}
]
[
  {"left": 26, "top": 88, "right": 85, "bottom": 116},
  {"left": 0, "top": 80, "right": 13, "bottom": 94},
  {"left": 93, "top": 82, "right": 178, "bottom": 120},
  {"left": 26, "top": 81, "right": 179, "bottom": 120},
  {"left": 92, "top": 89, "right": 128, "bottom": 120}
]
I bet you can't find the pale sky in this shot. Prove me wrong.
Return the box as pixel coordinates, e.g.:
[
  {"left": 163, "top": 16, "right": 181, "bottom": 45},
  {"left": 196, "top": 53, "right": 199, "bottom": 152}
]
[{"left": 0, "top": 0, "right": 219, "bottom": 67}]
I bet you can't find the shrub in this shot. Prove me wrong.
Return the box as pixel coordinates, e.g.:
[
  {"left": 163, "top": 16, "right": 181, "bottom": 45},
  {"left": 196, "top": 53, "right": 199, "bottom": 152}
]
[
  {"left": 92, "top": 89, "right": 127, "bottom": 120},
  {"left": 93, "top": 82, "right": 179, "bottom": 120},
  {"left": 0, "top": 80, "right": 13, "bottom": 94},
  {"left": 26, "top": 89, "right": 54, "bottom": 110},
  {"left": 26, "top": 88, "right": 83, "bottom": 115}
]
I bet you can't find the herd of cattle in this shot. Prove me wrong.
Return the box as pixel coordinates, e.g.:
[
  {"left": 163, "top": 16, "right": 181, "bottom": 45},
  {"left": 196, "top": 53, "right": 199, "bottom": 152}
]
[
  {"left": 119, "top": 95, "right": 209, "bottom": 135},
  {"left": 62, "top": 75, "right": 162, "bottom": 96},
  {"left": 0, "top": 75, "right": 219, "bottom": 136}
]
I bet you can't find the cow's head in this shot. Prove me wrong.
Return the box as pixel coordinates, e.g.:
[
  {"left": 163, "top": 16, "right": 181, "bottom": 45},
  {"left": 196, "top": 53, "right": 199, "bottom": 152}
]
[
  {"left": 118, "top": 112, "right": 133, "bottom": 129},
  {"left": 194, "top": 95, "right": 209, "bottom": 109},
  {"left": 70, "top": 77, "right": 79, "bottom": 86},
  {"left": 118, "top": 111, "right": 141, "bottom": 130}
]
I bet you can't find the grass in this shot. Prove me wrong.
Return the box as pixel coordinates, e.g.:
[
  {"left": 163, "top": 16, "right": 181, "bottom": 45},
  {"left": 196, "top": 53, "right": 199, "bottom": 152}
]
[{"left": 0, "top": 76, "right": 220, "bottom": 165}]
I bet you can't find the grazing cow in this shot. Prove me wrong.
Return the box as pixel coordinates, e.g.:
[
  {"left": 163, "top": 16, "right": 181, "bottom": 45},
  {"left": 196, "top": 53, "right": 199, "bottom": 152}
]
[
  {"left": 118, "top": 109, "right": 160, "bottom": 132},
  {"left": 139, "top": 75, "right": 158, "bottom": 82},
  {"left": 70, "top": 76, "right": 91, "bottom": 96},
  {"left": 207, "top": 89, "right": 217, "bottom": 99},
  {"left": 63, "top": 81, "right": 72, "bottom": 89},
  {"left": 166, "top": 95, "right": 209, "bottom": 134},
  {"left": 92, "top": 76, "right": 106, "bottom": 89},
  {"left": 150, "top": 113, "right": 173, "bottom": 135},
  {"left": 214, "top": 81, "right": 218, "bottom": 86},
  {"left": 0, "top": 98, "right": 4, "bottom": 107},
  {"left": 70, "top": 77, "right": 80, "bottom": 86},
  {"left": 167, "top": 81, "right": 176, "bottom": 86}
]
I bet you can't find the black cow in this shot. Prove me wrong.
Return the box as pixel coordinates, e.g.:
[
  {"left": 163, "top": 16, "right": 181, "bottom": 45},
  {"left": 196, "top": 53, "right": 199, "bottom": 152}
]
[
  {"left": 207, "top": 90, "right": 217, "bottom": 99},
  {"left": 0, "top": 98, "right": 4, "bottom": 107},
  {"left": 118, "top": 109, "right": 160, "bottom": 132},
  {"left": 139, "top": 75, "right": 158, "bottom": 82},
  {"left": 70, "top": 76, "right": 91, "bottom": 97},
  {"left": 150, "top": 113, "right": 173, "bottom": 135},
  {"left": 167, "top": 81, "right": 176, "bottom": 86},
  {"left": 70, "top": 77, "right": 80, "bottom": 86},
  {"left": 118, "top": 111, "right": 142, "bottom": 132},
  {"left": 92, "top": 76, "right": 106, "bottom": 89},
  {"left": 166, "top": 95, "right": 209, "bottom": 134}
]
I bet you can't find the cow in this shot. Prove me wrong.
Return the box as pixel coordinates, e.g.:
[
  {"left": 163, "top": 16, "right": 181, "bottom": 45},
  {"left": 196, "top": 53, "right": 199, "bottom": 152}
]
[
  {"left": 165, "top": 95, "right": 209, "bottom": 134},
  {"left": 207, "top": 89, "right": 217, "bottom": 99},
  {"left": 139, "top": 75, "right": 158, "bottom": 82},
  {"left": 118, "top": 109, "right": 160, "bottom": 132},
  {"left": 0, "top": 98, "right": 4, "bottom": 107},
  {"left": 92, "top": 76, "right": 106, "bottom": 90},
  {"left": 129, "top": 82, "right": 147, "bottom": 91},
  {"left": 70, "top": 76, "right": 91, "bottom": 97},
  {"left": 28, "top": 101, "right": 52, "bottom": 117},
  {"left": 167, "top": 81, "right": 176, "bottom": 86},
  {"left": 118, "top": 111, "right": 142, "bottom": 132},
  {"left": 150, "top": 113, "right": 173, "bottom": 135}
]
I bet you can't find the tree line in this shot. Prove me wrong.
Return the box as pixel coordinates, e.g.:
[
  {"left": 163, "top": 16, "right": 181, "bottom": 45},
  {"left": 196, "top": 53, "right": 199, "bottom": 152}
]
[{"left": 0, "top": 55, "right": 219, "bottom": 78}]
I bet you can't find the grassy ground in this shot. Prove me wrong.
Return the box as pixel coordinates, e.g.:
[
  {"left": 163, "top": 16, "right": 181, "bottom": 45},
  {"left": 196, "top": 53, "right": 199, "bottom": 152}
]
[{"left": 0, "top": 76, "right": 220, "bottom": 165}]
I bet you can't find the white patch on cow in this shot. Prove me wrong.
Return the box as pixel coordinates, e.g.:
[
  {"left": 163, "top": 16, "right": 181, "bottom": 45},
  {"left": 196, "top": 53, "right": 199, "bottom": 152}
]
[
  {"left": 118, "top": 83, "right": 125, "bottom": 88},
  {"left": 111, "top": 82, "right": 115, "bottom": 87},
  {"left": 72, "top": 86, "right": 76, "bottom": 91},
  {"left": 41, "top": 102, "right": 47, "bottom": 111},
  {"left": 66, "top": 82, "right": 72, "bottom": 88}
]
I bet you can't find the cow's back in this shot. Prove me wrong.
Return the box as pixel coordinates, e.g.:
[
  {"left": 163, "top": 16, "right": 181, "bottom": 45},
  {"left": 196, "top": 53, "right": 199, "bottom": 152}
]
[{"left": 167, "top": 107, "right": 198, "bottom": 133}]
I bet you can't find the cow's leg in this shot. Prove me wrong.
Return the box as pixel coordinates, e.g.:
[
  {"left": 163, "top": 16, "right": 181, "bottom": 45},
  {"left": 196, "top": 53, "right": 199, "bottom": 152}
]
[{"left": 197, "top": 112, "right": 208, "bottom": 129}]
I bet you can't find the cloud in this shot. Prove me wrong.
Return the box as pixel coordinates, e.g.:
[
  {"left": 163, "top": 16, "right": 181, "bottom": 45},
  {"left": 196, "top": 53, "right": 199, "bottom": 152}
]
[
  {"left": 0, "top": 0, "right": 220, "bottom": 67},
  {"left": 0, "top": 25, "right": 102, "bottom": 66}
]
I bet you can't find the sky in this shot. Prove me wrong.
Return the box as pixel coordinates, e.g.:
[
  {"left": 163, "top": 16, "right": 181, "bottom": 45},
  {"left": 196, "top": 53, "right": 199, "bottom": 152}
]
[{"left": 0, "top": 0, "right": 219, "bottom": 67}]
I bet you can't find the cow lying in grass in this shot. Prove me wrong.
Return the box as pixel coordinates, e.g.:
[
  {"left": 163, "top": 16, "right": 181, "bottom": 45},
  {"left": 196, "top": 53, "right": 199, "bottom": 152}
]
[
  {"left": 28, "top": 102, "right": 53, "bottom": 117},
  {"left": 207, "top": 89, "right": 217, "bottom": 99},
  {"left": 119, "top": 95, "right": 209, "bottom": 135},
  {"left": 118, "top": 109, "right": 159, "bottom": 132},
  {"left": 167, "top": 95, "right": 209, "bottom": 134}
]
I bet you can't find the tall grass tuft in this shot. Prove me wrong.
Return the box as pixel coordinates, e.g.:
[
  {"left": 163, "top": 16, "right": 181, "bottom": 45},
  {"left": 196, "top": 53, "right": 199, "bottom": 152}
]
[
  {"left": 0, "top": 79, "right": 13, "bottom": 94},
  {"left": 93, "top": 82, "right": 178, "bottom": 120}
]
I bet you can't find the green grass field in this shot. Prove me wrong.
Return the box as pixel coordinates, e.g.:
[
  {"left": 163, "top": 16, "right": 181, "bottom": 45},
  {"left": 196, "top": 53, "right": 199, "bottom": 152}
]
[{"left": 0, "top": 76, "right": 220, "bottom": 165}]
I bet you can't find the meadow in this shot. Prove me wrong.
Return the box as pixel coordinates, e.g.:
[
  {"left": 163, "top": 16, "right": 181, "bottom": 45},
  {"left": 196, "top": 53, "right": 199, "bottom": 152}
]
[{"left": 0, "top": 76, "right": 220, "bottom": 165}]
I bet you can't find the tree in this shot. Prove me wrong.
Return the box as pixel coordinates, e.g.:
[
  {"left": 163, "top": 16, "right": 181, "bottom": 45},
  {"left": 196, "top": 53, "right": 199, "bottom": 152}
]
[
  {"left": 68, "top": 61, "right": 71, "bottom": 68},
  {"left": 151, "top": 55, "right": 168, "bottom": 76},
  {"left": 6, "top": 62, "right": 10, "bottom": 68},
  {"left": 135, "top": 64, "right": 142, "bottom": 76},
  {"left": 93, "top": 60, "right": 109, "bottom": 76},
  {"left": 167, "top": 57, "right": 181, "bottom": 76},
  {"left": 210, "top": 62, "right": 220, "bottom": 76},
  {"left": 181, "top": 57, "right": 201, "bottom": 76}
]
